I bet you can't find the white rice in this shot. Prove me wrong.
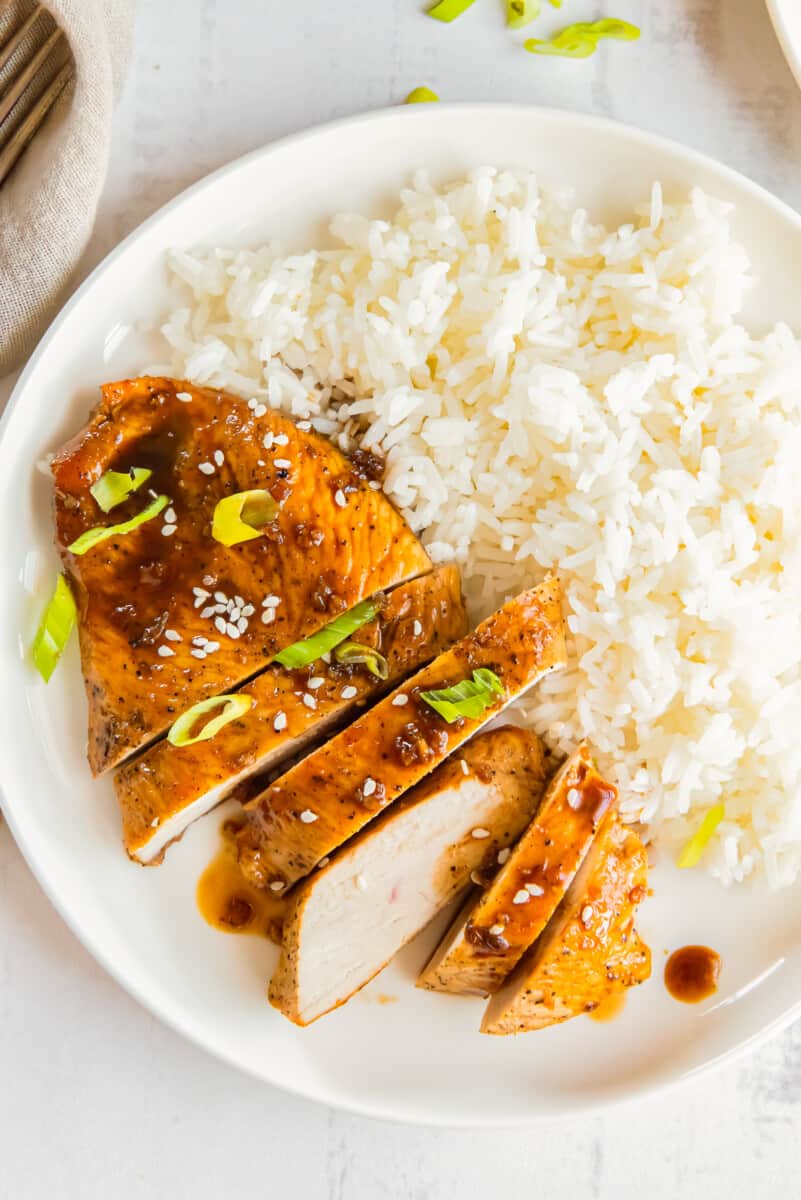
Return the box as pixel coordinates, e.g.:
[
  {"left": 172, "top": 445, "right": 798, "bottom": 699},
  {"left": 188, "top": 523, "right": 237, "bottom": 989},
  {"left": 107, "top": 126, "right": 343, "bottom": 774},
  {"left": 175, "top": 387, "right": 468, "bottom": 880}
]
[{"left": 159, "top": 168, "right": 801, "bottom": 889}]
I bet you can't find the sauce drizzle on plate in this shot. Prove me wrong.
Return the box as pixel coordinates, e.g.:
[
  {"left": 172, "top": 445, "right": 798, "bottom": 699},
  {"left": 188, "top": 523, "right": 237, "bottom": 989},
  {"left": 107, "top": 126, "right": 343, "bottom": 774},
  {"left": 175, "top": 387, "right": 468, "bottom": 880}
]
[{"left": 664, "top": 945, "right": 721, "bottom": 1003}]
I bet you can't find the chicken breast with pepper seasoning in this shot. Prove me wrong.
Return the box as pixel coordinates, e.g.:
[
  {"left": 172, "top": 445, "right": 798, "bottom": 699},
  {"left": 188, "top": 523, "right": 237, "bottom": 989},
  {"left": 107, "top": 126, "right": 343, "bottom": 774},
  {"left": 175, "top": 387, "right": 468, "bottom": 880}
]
[
  {"left": 269, "top": 726, "right": 547, "bottom": 1027},
  {"left": 236, "top": 576, "right": 567, "bottom": 893},
  {"left": 418, "top": 744, "right": 617, "bottom": 997},
  {"left": 116, "top": 566, "right": 467, "bottom": 864},
  {"left": 51, "top": 377, "right": 431, "bottom": 773},
  {"left": 481, "top": 811, "right": 651, "bottom": 1034}
]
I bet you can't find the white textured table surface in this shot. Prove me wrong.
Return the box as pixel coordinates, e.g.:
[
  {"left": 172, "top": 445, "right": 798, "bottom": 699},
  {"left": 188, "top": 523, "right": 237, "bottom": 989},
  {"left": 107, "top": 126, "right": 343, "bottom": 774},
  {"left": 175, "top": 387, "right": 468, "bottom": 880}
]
[{"left": 4, "top": 1, "right": 801, "bottom": 1194}]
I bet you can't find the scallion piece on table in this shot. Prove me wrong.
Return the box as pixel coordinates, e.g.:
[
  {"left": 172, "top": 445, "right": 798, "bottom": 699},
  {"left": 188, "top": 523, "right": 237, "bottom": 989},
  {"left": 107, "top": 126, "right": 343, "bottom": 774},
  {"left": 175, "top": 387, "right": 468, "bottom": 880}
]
[
  {"left": 211, "top": 489, "right": 279, "bottom": 547},
  {"left": 334, "top": 640, "right": 389, "bottom": 680},
  {"left": 405, "top": 87, "right": 440, "bottom": 103},
  {"left": 524, "top": 18, "right": 640, "bottom": 58},
  {"left": 274, "top": 599, "right": 380, "bottom": 670},
  {"left": 427, "top": 0, "right": 476, "bottom": 22},
  {"left": 89, "top": 467, "right": 152, "bottom": 513},
  {"left": 67, "top": 494, "right": 169, "bottom": 556},
  {"left": 31, "top": 574, "right": 77, "bottom": 682},
  {"left": 677, "top": 804, "right": 725, "bottom": 869},
  {"left": 167, "top": 694, "right": 254, "bottom": 748},
  {"left": 506, "top": 0, "right": 541, "bottom": 30},
  {"left": 420, "top": 667, "right": 504, "bottom": 723}
]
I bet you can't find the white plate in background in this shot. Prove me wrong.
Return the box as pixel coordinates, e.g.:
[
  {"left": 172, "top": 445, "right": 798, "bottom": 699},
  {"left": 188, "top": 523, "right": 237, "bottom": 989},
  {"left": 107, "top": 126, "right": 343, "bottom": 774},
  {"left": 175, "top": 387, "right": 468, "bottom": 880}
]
[
  {"left": 767, "top": 0, "right": 801, "bottom": 92},
  {"left": 2, "top": 105, "right": 801, "bottom": 1125}
]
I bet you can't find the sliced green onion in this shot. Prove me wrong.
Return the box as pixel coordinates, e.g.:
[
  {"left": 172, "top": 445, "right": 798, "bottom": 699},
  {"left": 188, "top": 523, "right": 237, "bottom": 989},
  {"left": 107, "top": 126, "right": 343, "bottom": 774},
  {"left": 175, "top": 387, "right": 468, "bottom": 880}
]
[
  {"left": 274, "top": 599, "right": 380, "bottom": 670},
  {"left": 31, "top": 575, "right": 76, "bottom": 682},
  {"left": 427, "top": 0, "right": 476, "bottom": 21},
  {"left": 211, "top": 489, "right": 279, "bottom": 547},
  {"left": 405, "top": 87, "right": 440, "bottom": 104},
  {"left": 524, "top": 18, "right": 640, "bottom": 58},
  {"left": 334, "top": 640, "right": 389, "bottom": 680},
  {"left": 677, "top": 804, "right": 725, "bottom": 869},
  {"left": 67, "top": 494, "right": 168, "bottom": 556},
  {"left": 167, "top": 694, "right": 253, "bottom": 748},
  {"left": 506, "top": 0, "right": 541, "bottom": 29},
  {"left": 420, "top": 668, "right": 504, "bottom": 723},
  {"left": 90, "top": 467, "right": 152, "bottom": 513}
]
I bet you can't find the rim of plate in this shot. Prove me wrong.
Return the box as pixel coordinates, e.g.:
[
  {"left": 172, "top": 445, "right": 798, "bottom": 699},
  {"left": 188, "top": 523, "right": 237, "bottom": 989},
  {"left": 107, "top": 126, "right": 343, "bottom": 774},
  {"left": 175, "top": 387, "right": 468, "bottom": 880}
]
[
  {"left": 4, "top": 103, "right": 801, "bottom": 1126},
  {"left": 767, "top": 0, "right": 801, "bottom": 92}
]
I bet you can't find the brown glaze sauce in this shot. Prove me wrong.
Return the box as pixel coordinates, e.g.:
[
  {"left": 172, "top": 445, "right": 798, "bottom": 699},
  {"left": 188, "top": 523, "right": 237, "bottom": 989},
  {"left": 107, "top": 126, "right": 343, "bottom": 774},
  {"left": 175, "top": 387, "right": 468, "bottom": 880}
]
[
  {"left": 197, "top": 818, "right": 286, "bottom": 943},
  {"left": 664, "top": 945, "right": 721, "bottom": 1003}
]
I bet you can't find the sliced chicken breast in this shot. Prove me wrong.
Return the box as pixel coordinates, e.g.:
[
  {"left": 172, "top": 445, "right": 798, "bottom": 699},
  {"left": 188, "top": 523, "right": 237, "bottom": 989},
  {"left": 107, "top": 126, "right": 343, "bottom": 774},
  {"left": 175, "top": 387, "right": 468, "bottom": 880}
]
[
  {"left": 418, "top": 744, "right": 617, "bottom": 996},
  {"left": 237, "top": 577, "right": 567, "bottom": 892},
  {"left": 269, "top": 726, "right": 547, "bottom": 1026},
  {"left": 481, "top": 812, "right": 651, "bottom": 1035},
  {"left": 52, "top": 377, "right": 431, "bottom": 773},
  {"left": 116, "top": 566, "right": 467, "bottom": 864}
]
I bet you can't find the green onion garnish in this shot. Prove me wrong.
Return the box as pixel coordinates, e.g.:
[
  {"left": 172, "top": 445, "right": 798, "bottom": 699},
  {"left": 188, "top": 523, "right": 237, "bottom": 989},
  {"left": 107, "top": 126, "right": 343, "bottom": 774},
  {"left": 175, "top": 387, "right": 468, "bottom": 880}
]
[
  {"left": 67, "top": 494, "right": 169, "bottom": 556},
  {"left": 524, "top": 18, "right": 640, "bottom": 58},
  {"left": 334, "top": 641, "right": 389, "bottom": 680},
  {"left": 420, "top": 668, "right": 505, "bottom": 723},
  {"left": 167, "top": 694, "right": 254, "bottom": 748},
  {"left": 31, "top": 575, "right": 77, "bottom": 682},
  {"left": 406, "top": 87, "right": 440, "bottom": 104},
  {"left": 677, "top": 804, "right": 725, "bottom": 869},
  {"left": 211, "top": 489, "right": 279, "bottom": 547},
  {"left": 506, "top": 0, "right": 541, "bottom": 29},
  {"left": 274, "top": 599, "right": 380, "bottom": 670},
  {"left": 90, "top": 467, "right": 152, "bottom": 513},
  {"left": 427, "top": 0, "right": 476, "bottom": 21}
]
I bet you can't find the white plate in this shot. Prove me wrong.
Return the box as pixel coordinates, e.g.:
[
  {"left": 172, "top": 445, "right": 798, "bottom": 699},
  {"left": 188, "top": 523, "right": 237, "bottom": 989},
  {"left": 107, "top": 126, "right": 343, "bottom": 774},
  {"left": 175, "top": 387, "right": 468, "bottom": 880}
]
[
  {"left": 767, "top": 0, "right": 801, "bottom": 92},
  {"left": 3, "top": 105, "right": 801, "bottom": 1126}
]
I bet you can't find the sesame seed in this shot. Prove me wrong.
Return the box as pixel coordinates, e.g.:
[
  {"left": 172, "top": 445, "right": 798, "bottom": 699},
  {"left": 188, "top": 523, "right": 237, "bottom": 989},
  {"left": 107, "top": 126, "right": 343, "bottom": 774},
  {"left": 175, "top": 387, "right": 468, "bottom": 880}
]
[
  {"left": 263, "top": 595, "right": 280, "bottom": 607},
  {"left": 200, "top": 606, "right": 216, "bottom": 620},
  {"left": 525, "top": 882, "right": 545, "bottom": 897},
  {"left": 303, "top": 694, "right": 317, "bottom": 710},
  {"left": 234, "top": 595, "right": 245, "bottom": 608},
  {"left": 471, "top": 828, "right": 490, "bottom": 840},
  {"left": 460, "top": 759, "right": 469, "bottom": 776},
  {"left": 163, "top": 629, "right": 181, "bottom": 642},
  {"left": 581, "top": 905, "right": 594, "bottom": 925},
  {"left": 356, "top": 874, "right": 368, "bottom": 892},
  {"left": 176, "top": 391, "right": 193, "bottom": 402},
  {"left": 261, "top": 608, "right": 275, "bottom": 625},
  {"left": 341, "top": 685, "right": 358, "bottom": 700},
  {"left": 226, "top": 623, "right": 241, "bottom": 639},
  {"left": 513, "top": 890, "right": 530, "bottom": 905},
  {"left": 248, "top": 398, "right": 258, "bottom": 411},
  {"left": 214, "top": 616, "right": 227, "bottom": 635},
  {"left": 214, "top": 449, "right": 224, "bottom": 467},
  {"left": 391, "top": 694, "right": 409, "bottom": 707},
  {"left": 497, "top": 848, "right": 511, "bottom": 865},
  {"left": 213, "top": 603, "right": 227, "bottom": 614},
  {"left": 269, "top": 881, "right": 285, "bottom": 893},
  {"left": 198, "top": 462, "right": 215, "bottom": 475},
  {"left": 157, "top": 645, "right": 175, "bottom": 658},
  {"left": 262, "top": 433, "right": 274, "bottom": 450},
  {"left": 164, "top": 507, "right": 177, "bottom": 523},
  {"left": 334, "top": 488, "right": 347, "bottom": 508},
  {"left": 567, "top": 788, "right": 582, "bottom": 810},
  {"left": 362, "top": 777, "right": 377, "bottom": 797},
  {"left": 274, "top": 458, "right": 291, "bottom": 469},
  {"left": 368, "top": 480, "right": 381, "bottom": 490},
  {"left": 242, "top": 604, "right": 255, "bottom": 617},
  {"left": 214, "top": 592, "right": 227, "bottom": 603},
  {"left": 229, "top": 606, "right": 241, "bottom": 622},
  {"left": 190, "top": 649, "right": 206, "bottom": 659},
  {"left": 317, "top": 856, "right": 330, "bottom": 869},
  {"left": 297, "top": 420, "right": 312, "bottom": 431},
  {"left": 308, "top": 676, "right": 324, "bottom": 690},
  {"left": 299, "top": 809, "right": 318, "bottom": 824},
  {"left": 193, "top": 596, "right": 205, "bottom": 609},
  {"left": 470, "top": 870, "right": 485, "bottom": 886},
  {"left": 489, "top": 923, "right": 505, "bottom": 936},
  {"left": 202, "top": 575, "right": 215, "bottom": 586},
  {"left": 193, "top": 586, "right": 209, "bottom": 598},
  {"left": 253, "top": 403, "right": 267, "bottom": 417},
  {"left": 161, "top": 525, "right": 177, "bottom": 537},
  {"left": 236, "top": 617, "right": 248, "bottom": 634},
  {"left": 273, "top": 711, "right": 287, "bottom": 732},
  {"left": 413, "top": 620, "right": 422, "bottom": 636},
  {"left": 192, "top": 636, "right": 207, "bottom": 647},
  {"left": 150, "top": 817, "right": 160, "bottom": 828},
  {"left": 274, "top": 433, "right": 289, "bottom": 446},
  {"left": 204, "top": 641, "right": 220, "bottom": 653}
]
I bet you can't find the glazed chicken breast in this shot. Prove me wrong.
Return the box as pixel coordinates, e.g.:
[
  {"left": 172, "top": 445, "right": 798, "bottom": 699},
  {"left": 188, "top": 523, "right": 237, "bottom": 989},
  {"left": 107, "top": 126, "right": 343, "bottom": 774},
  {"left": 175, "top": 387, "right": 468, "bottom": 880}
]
[
  {"left": 418, "top": 744, "right": 617, "bottom": 997},
  {"left": 52, "top": 377, "right": 431, "bottom": 773},
  {"left": 269, "top": 727, "right": 547, "bottom": 1026},
  {"left": 236, "top": 577, "right": 567, "bottom": 893},
  {"left": 481, "top": 812, "right": 651, "bottom": 1035},
  {"left": 116, "top": 566, "right": 467, "bottom": 864}
]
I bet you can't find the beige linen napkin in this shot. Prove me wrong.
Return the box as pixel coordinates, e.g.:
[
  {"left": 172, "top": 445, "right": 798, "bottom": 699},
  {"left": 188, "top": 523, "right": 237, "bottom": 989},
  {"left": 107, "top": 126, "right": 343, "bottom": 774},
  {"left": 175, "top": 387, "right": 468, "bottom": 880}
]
[{"left": 0, "top": 0, "right": 135, "bottom": 374}]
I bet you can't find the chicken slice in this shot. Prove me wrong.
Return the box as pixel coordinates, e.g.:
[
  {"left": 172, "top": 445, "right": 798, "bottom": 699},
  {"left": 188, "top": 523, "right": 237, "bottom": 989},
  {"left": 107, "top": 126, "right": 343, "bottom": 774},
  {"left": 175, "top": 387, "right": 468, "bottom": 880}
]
[
  {"left": 116, "top": 566, "right": 467, "bottom": 864},
  {"left": 418, "top": 744, "right": 617, "bottom": 996},
  {"left": 481, "top": 812, "right": 651, "bottom": 1035},
  {"left": 236, "top": 577, "right": 567, "bottom": 892},
  {"left": 52, "top": 377, "right": 431, "bottom": 773},
  {"left": 269, "top": 726, "right": 547, "bottom": 1026}
]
